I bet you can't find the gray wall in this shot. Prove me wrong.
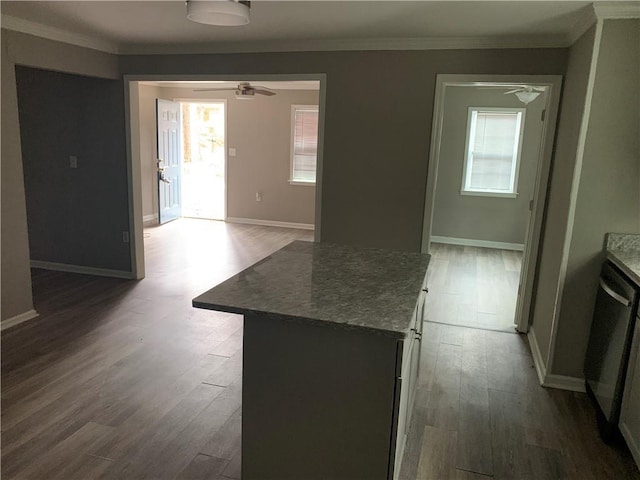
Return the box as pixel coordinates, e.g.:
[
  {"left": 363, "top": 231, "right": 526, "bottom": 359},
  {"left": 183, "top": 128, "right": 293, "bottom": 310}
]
[
  {"left": 432, "top": 86, "right": 544, "bottom": 245},
  {"left": 3, "top": 29, "right": 578, "bottom": 373},
  {"left": 16, "top": 66, "right": 131, "bottom": 271},
  {"left": 1, "top": 29, "right": 119, "bottom": 321},
  {"left": 529, "top": 26, "right": 596, "bottom": 371},
  {"left": 552, "top": 19, "right": 640, "bottom": 378},
  {"left": 138, "top": 85, "right": 318, "bottom": 225},
  {"left": 119, "top": 49, "right": 568, "bottom": 251}
]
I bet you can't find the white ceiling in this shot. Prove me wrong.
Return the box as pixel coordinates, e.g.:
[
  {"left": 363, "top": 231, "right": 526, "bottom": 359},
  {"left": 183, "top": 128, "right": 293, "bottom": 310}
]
[{"left": 0, "top": 1, "right": 600, "bottom": 55}]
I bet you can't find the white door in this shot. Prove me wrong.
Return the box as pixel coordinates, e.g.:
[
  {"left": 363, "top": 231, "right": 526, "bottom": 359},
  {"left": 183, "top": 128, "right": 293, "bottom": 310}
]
[{"left": 157, "top": 99, "right": 182, "bottom": 224}]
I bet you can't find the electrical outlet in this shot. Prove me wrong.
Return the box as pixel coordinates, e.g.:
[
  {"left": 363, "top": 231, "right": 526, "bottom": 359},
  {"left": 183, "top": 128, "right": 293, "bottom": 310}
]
[
  {"left": 255, "top": 192, "right": 262, "bottom": 202},
  {"left": 69, "top": 156, "right": 78, "bottom": 169},
  {"left": 122, "top": 231, "right": 130, "bottom": 243},
  {"left": 229, "top": 147, "right": 237, "bottom": 157}
]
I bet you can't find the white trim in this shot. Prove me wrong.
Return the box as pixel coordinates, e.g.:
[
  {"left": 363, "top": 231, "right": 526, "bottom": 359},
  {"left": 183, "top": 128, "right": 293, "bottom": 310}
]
[
  {"left": 289, "top": 180, "right": 316, "bottom": 187},
  {"left": 459, "top": 190, "right": 518, "bottom": 198},
  {"left": 528, "top": 329, "right": 586, "bottom": 392},
  {"left": 30, "top": 260, "right": 135, "bottom": 279},
  {"left": 421, "top": 74, "right": 563, "bottom": 337},
  {"left": 226, "top": 217, "right": 315, "bottom": 231},
  {"left": 143, "top": 213, "right": 158, "bottom": 224},
  {"left": 125, "top": 82, "right": 145, "bottom": 280},
  {"left": 546, "top": 20, "right": 603, "bottom": 375},
  {"left": 0, "top": 13, "right": 577, "bottom": 57},
  {"left": 1, "top": 309, "right": 39, "bottom": 331},
  {"left": 567, "top": 5, "right": 597, "bottom": 45},
  {"left": 1, "top": 14, "right": 119, "bottom": 54},
  {"left": 528, "top": 328, "right": 547, "bottom": 385},
  {"left": 620, "top": 422, "right": 640, "bottom": 467},
  {"left": 431, "top": 236, "right": 524, "bottom": 251},
  {"left": 542, "top": 374, "right": 586, "bottom": 393},
  {"left": 125, "top": 73, "right": 327, "bottom": 271},
  {"left": 594, "top": 1, "right": 640, "bottom": 20}
]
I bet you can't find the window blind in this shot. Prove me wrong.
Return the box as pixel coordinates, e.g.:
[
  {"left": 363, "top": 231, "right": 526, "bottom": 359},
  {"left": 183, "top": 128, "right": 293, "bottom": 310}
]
[
  {"left": 468, "top": 111, "right": 521, "bottom": 192},
  {"left": 292, "top": 107, "right": 318, "bottom": 183}
]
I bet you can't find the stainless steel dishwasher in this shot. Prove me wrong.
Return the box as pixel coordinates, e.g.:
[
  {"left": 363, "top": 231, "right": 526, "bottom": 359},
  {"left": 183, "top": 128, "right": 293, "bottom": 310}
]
[{"left": 585, "top": 261, "right": 639, "bottom": 441}]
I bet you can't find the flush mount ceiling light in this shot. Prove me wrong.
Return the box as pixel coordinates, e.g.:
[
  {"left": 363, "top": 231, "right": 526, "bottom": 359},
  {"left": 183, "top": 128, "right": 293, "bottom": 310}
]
[{"left": 186, "top": 1, "right": 250, "bottom": 26}]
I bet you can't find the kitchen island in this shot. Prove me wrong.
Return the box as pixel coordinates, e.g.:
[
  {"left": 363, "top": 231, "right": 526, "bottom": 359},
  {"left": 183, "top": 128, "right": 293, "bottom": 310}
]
[{"left": 193, "top": 240, "right": 430, "bottom": 480}]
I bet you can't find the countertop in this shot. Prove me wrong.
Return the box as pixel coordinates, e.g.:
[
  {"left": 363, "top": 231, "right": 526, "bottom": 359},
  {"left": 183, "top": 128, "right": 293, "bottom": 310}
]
[
  {"left": 606, "top": 233, "right": 640, "bottom": 287},
  {"left": 193, "top": 240, "right": 430, "bottom": 339}
]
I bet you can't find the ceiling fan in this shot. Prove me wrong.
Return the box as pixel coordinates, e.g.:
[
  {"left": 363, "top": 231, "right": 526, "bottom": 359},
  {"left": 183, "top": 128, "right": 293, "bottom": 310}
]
[
  {"left": 481, "top": 84, "right": 546, "bottom": 104},
  {"left": 194, "top": 82, "right": 276, "bottom": 99}
]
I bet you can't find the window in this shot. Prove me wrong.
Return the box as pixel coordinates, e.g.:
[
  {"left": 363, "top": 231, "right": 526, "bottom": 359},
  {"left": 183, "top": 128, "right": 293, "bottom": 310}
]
[
  {"left": 290, "top": 105, "right": 319, "bottom": 184},
  {"left": 461, "top": 107, "right": 526, "bottom": 197}
]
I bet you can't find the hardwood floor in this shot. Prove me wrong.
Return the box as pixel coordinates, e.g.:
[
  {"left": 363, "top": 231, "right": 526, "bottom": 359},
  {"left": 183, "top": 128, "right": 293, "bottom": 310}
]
[
  {"left": 427, "top": 243, "right": 522, "bottom": 332},
  {"left": 398, "top": 322, "right": 640, "bottom": 480},
  {"left": 2, "top": 220, "right": 638, "bottom": 479},
  {"left": 2, "top": 219, "right": 312, "bottom": 480}
]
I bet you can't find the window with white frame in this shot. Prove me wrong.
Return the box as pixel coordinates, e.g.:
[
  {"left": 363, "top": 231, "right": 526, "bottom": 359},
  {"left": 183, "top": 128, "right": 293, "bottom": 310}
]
[
  {"left": 290, "top": 105, "right": 319, "bottom": 184},
  {"left": 461, "top": 107, "right": 526, "bottom": 197}
]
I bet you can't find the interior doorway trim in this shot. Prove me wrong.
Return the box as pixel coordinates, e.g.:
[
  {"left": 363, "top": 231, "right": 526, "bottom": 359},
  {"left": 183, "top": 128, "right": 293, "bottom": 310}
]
[
  {"left": 124, "top": 73, "right": 327, "bottom": 280},
  {"left": 421, "top": 74, "right": 563, "bottom": 333}
]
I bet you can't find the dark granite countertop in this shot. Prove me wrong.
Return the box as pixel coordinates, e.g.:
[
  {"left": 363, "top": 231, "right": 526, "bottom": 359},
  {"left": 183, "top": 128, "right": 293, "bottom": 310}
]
[
  {"left": 606, "top": 233, "right": 640, "bottom": 287},
  {"left": 193, "top": 240, "right": 430, "bottom": 339}
]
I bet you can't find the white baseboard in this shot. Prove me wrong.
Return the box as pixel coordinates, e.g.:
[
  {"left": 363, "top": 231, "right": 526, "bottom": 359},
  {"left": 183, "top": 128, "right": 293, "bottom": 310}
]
[
  {"left": 143, "top": 213, "right": 158, "bottom": 225},
  {"left": 431, "top": 236, "right": 524, "bottom": 251},
  {"left": 226, "top": 217, "right": 315, "bottom": 231},
  {"left": 527, "top": 329, "right": 586, "bottom": 392},
  {"left": 542, "top": 374, "right": 586, "bottom": 392},
  {"left": 527, "top": 328, "right": 547, "bottom": 385},
  {"left": 31, "top": 260, "right": 135, "bottom": 279},
  {"left": 2, "top": 309, "right": 39, "bottom": 331},
  {"left": 620, "top": 422, "right": 640, "bottom": 468}
]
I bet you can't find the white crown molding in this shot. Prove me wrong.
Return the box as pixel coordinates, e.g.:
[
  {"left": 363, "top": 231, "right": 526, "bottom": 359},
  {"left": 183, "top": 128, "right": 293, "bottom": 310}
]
[
  {"left": 594, "top": 1, "right": 640, "bottom": 19},
  {"left": 1, "top": 13, "right": 578, "bottom": 57},
  {"left": 1, "top": 14, "right": 119, "bottom": 54},
  {"left": 566, "top": 4, "right": 597, "bottom": 45},
  {"left": 119, "top": 34, "right": 570, "bottom": 56}
]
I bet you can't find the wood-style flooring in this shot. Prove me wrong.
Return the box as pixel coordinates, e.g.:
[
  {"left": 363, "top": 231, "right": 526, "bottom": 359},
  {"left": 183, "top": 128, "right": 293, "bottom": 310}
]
[
  {"left": 398, "top": 323, "right": 639, "bottom": 479},
  {"left": 2, "top": 219, "right": 638, "bottom": 479},
  {"left": 2, "top": 219, "right": 312, "bottom": 480},
  {"left": 427, "top": 243, "right": 523, "bottom": 332}
]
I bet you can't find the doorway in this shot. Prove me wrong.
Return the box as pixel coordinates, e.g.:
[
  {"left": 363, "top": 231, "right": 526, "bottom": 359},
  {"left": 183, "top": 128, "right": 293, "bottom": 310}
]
[
  {"left": 180, "top": 101, "right": 226, "bottom": 221},
  {"left": 127, "top": 75, "right": 327, "bottom": 280},
  {"left": 422, "top": 75, "right": 563, "bottom": 333}
]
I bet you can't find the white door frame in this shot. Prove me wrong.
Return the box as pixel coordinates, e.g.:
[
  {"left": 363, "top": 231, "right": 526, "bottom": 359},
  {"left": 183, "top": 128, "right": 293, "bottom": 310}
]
[
  {"left": 421, "top": 74, "right": 563, "bottom": 333},
  {"left": 124, "top": 73, "right": 327, "bottom": 280}
]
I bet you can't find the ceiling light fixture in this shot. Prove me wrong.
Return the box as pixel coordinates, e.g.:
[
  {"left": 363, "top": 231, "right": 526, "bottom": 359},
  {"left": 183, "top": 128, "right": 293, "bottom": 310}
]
[
  {"left": 186, "top": 1, "right": 250, "bottom": 26},
  {"left": 515, "top": 91, "right": 541, "bottom": 105}
]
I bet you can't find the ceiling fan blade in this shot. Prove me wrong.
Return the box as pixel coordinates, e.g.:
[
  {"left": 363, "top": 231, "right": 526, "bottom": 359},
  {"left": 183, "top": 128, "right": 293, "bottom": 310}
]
[
  {"left": 503, "top": 89, "right": 522, "bottom": 95},
  {"left": 253, "top": 88, "right": 276, "bottom": 96},
  {"left": 193, "top": 87, "right": 237, "bottom": 92}
]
